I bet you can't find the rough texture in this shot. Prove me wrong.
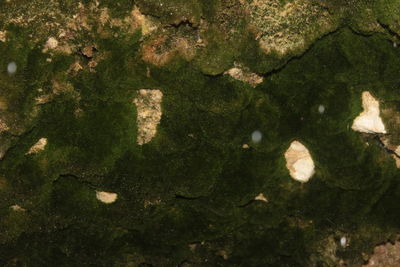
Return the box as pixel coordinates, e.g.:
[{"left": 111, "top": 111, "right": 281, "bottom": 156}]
[
  {"left": 133, "top": 89, "right": 163, "bottom": 145},
  {"left": 352, "top": 91, "right": 386, "bottom": 134},
  {"left": 284, "top": 140, "right": 315, "bottom": 182},
  {"left": 0, "top": 0, "right": 400, "bottom": 266}
]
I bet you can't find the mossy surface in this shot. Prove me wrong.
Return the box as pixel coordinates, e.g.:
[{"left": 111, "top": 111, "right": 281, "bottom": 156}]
[{"left": 0, "top": 0, "right": 400, "bottom": 266}]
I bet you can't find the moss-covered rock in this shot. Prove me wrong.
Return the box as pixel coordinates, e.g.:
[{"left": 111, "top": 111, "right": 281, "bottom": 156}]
[{"left": 1, "top": 0, "right": 400, "bottom": 266}]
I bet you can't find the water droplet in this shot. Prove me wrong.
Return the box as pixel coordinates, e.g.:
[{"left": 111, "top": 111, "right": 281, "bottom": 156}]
[
  {"left": 318, "top": 105, "right": 325, "bottom": 114},
  {"left": 7, "top": 62, "right": 17, "bottom": 75},
  {"left": 340, "top": 236, "right": 347, "bottom": 248},
  {"left": 251, "top": 130, "right": 262, "bottom": 143}
]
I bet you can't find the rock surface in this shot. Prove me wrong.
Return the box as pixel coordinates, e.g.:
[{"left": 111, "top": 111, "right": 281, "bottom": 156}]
[
  {"left": 284, "top": 140, "right": 315, "bottom": 182},
  {"left": 0, "top": 0, "right": 400, "bottom": 266}
]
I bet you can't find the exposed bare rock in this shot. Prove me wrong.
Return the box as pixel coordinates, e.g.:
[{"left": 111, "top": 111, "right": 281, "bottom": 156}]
[
  {"left": 141, "top": 35, "right": 197, "bottom": 67},
  {"left": 245, "top": 0, "right": 337, "bottom": 56},
  {"left": 352, "top": 91, "right": 386, "bottom": 134},
  {"left": 96, "top": 191, "right": 118, "bottom": 204},
  {"left": 284, "top": 141, "right": 315, "bottom": 182},
  {"left": 0, "top": 31, "right": 6, "bottom": 42},
  {"left": 26, "top": 138, "right": 47, "bottom": 155},
  {"left": 254, "top": 193, "right": 268, "bottom": 202},
  {"left": 224, "top": 63, "right": 263, "bottom": 87},
  {"left": 133, "top": 89, "right": 163, "bottom": 145},
  {"left": 363, "top": 241, "right": 400, "bottom": 267}
]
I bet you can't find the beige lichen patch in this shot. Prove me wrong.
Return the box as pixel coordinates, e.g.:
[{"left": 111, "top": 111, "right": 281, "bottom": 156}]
[
  {"left": 144, "top": 199, "right": 162, "bottom": 208},
  {"left": 0, "top": 31, "right": 6, "bottom": 42},
  {"left": 310, "top": 235, "right": 341, "bottom": 266},
  {"left": 352, "top": 91, "right": 386, "bottom": 134},
  {"left": 224, "top": 63, "right": 263, "bottom": 87},
  {"left": 96, "top": 191, "right": 118, "bottom": 204},
  {"left": 0, "top": 119, "right": 9, "bottom": 133},
  {"left": 133, "top": 89, "right": 163, "bottom": 145},
  {"left": 131, "top": 6, "right": 159, "bottom": 36},
  {"left": 0, "top": 1, "right": 151, "bottom": 59},
  {"left": 10, "top": 205, "right": 26, "bottom": 212},
  {"left": 42, "top": 36, "right": 58, "bottom": 53},
  {"left": 52, "top": 80, "right": 80, "bottom": 99},
  {"left": 254, "top": 193, "right": 268, "bottom": 202},
  {"left": 26, "top": 138, "right": 47, "bottom": 155},
  {"left": 284, "top": 141, "right": 315, "bottom": 182},
  {"left": 392, "top": 146, "right": 400, "bottom": 168},
  {"left": 246, "top": 0, "right": 337, "bottom": 56},
  {"left": 141, "top": 35, "right": 197, "bottom": 67},
  {"left": 363, "top": 240, "right": 400, "bottom": 266}
]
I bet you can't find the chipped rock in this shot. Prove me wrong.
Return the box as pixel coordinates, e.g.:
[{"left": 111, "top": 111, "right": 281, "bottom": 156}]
[
  {"left": 26, "top": 138, "right": 47, "bottom": 155},
  {"left": 393, "top": 146, "right": 400, "bottom": 168},
  {"left": 133, "top": 89, "right": 163, "bottom": 145},
  {"left": 284, "top": 141, "right": 315, "bottom": 182},
  {"left": 0, "top": 31, "right": 6, "bottom": 42},
  {"left": 254, "top": 193, "right": 268, "bottom": 202},
  {"left": 352, "top": 91, "right": 386, "bottom": 134},
  {"left": 96, "top": 191, "right": 118, "bottom": 204},
  {"left": 224, "top": 64, "right": 263, "bottom": 87}
]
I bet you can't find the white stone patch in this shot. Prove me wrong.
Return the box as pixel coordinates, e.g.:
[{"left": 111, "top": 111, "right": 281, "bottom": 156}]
[
  {"left": 352, "top": 91, "right": 386, "bottom": 134},
  {"left": 284, "top": 141, "right": 315, "bottom": 183},
  {"left": 133, "top": 89, "right": 163, "bottom": 145},
  {"left": 26, "top": 138, "right": 47, "bottom": 155},
  {"left": 254, "top": 193, "right": 268, "bottom": 202},
  {"left": 7, "top": 62, "right": 17, "bottom": 75},
  {"left": 96, "top": 191, "right": 118, "bottom": 204},
  {"left": 0, "top": 119, "right": 9, "bottom": 132}
]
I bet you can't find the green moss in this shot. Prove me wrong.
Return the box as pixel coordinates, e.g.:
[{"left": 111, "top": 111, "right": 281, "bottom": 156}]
[
  {"left": 137, "top": 0, "right": 202, "bottom": 25},
  {"left": 2, "top": 2, "right": 400, "bottom": 265}
]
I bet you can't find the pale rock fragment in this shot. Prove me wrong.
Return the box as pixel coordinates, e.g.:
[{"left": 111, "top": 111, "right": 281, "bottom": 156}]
[
  {"left": 42, "top": 37, "right": 58, "bottom": 52},
  {"left": 26, "top": 138, "right": 47, "bottom": 155},
  {"left": 96, "top": 191, "right": 117, "bottom": 204},
  {"left": 224, "top": 64, "right": 263, "bottom": 87},
  {"left": 284, "top": 141, "right": 315, "bottom": 182},
  {"left": 0, "top": 119, "right": 9, "bottom": 132},
  {"left": 352, "top": 91, "right": 386, "bottom": 134},
  {"left": 0, "top": 31, "right": 6, "bottom": 42},
  {"left": 254, "top": 193, "right": 268, "bottom": 202},
  {"left": 393, "top": 146, "right": 400, "bottom": 168},
  {"left": 133, "top": 89, "right": 163, "bottom": 145}
]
